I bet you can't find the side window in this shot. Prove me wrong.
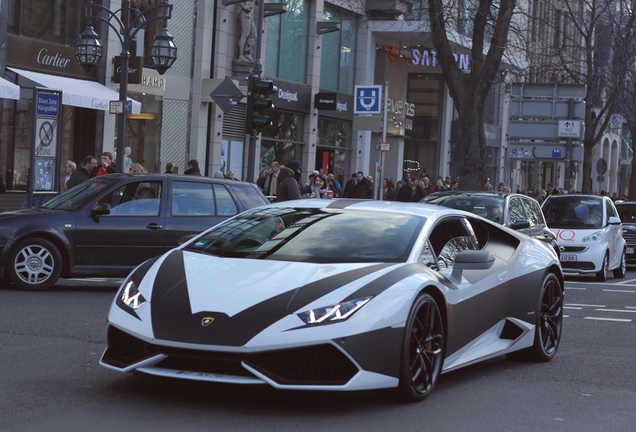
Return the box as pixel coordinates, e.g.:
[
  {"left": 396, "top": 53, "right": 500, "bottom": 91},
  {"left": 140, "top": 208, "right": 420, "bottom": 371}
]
[
  {"left": 606, "top": 199, "right": 617, "bottom": 219},
  {"left": 508, "top": 197, "right": 527, "bottom": 225},
  {"left": 107, "top": 181, "right": 162, "bottom": 216},
  {"left": 215, "top": 184, "right": 238, "bottom": 216},
  {"left": 172, "top": 181, "right": 216, "bottom": 216},
  {"left": 418, "top": 240, "right": 438, "bottom": 270},
  {"left": 428, "top": 218, "right": 480, "bottom": 271},
  {"left": 521, "top": 197, "right": 542, "bottom": 227}
]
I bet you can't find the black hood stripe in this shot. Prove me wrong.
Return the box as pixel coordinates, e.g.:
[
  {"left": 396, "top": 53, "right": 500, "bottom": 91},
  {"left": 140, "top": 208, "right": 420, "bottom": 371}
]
[
  {"left": 326, "top": 199, "right": 369, "bottom": 209},
  {"left": 150, "top": 254, "right": 393, "bottom": 346}
]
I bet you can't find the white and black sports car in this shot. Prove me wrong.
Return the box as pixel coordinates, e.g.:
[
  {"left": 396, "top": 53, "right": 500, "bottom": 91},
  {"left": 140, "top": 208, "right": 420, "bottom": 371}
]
[{"left": 101, "top": 199, "right": 564, "bottom": 401}]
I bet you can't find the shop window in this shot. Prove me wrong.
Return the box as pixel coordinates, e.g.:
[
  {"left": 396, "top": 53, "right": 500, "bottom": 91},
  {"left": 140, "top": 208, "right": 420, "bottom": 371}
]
[{"left": 8, "top": 0, "right": 81, "bottom": 45}]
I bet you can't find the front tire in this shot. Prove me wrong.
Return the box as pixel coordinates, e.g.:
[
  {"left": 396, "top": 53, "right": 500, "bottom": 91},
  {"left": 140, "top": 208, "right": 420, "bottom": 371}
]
[
  {"left": 613, "top": 250, "right": 626, "bottom": 279},
  {"left": 596, "top": 253, "right": 609, "bottom": 282},
  {"left": 397, "top": 293, "right": 444, "bottom": 402},
  {"left": 7, "top": 238, "right": 63, "bottom": 291}
]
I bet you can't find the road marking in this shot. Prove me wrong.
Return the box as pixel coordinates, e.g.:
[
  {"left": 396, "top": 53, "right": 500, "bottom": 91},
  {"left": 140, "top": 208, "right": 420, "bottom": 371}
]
[
  {"left": 602, "top": 289, "right": 635, "bottom": 293},
  {"left": 626, "top": 307, "right": 636, "bottom": 309},
  {"left": 564, "top": 306, "right": 582, "bottom": 310},
  {"left": 565, "top": 287, "right": 586, "bottom": 290},
  {"left": 594, "top": 308, "right": 636, "bottom": 313},
  {"left": 584, "top": 317, "right": 632, "bottom": 322},
  {"left": 566, "top": 303, "right": 605, "bottom": 307},
  {"left": 616, "top": 277, "right": 636, "bottom": 285}
]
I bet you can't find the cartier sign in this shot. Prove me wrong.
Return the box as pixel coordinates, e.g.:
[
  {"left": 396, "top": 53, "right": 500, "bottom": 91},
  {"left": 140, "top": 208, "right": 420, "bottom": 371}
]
[{"left": 113, "top": 57, "right": 142, "bottom": 84}]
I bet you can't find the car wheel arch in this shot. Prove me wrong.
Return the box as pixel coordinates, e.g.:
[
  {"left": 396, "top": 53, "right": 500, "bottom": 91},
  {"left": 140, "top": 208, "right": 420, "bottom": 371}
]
[{"left": 8, "top": 232, "right": 72, "bottom": 277}]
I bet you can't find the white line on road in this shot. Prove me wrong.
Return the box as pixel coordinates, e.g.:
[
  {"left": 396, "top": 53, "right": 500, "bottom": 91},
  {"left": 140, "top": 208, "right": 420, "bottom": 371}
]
[
  {"left": 626, "top": 307, "right": 636, "bottom": 309},
  {"left": 594, "top": 308, "right": 636, "bottom": 313},
  {"left": 566, "top": 303, "right": 605, "bottom": 307},
  {"left": 616, "top": 278, "right": 636, "bottom": 285},
  {"left": 584, "top": 317, "right": 632, "bottom": 322},
  {"left": 602, "top": 289, "right": 636, "bottom": 293},
  {"left": 564, "top": 306, "right": 582, "bottom": 310},
  {"left": 565, "top": 287, "right": 586, "bottom": 290}
]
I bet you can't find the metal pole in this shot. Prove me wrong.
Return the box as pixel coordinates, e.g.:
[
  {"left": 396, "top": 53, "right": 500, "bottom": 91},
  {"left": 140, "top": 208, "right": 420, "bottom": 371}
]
[
  {"left": 116, "top": 1, "right": 131, "bottom": 174},
  {"left": 564, "top": 98, "right": 574, "bottom": 193},
  {"left": 246, "top": 0, "right": 266, "bottom": 183},
  {"left": 379, "top": 81, "right": 389, "bottom": 201}
]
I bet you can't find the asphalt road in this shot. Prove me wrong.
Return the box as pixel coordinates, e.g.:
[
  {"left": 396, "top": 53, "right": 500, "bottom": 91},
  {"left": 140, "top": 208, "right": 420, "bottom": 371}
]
[{"left": 0, "top": 273, "right": 635, "bottom": 432}]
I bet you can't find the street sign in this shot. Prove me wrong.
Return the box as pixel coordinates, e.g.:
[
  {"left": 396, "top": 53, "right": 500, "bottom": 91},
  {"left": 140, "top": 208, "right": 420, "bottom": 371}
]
[
  {"left": 36, "top": 92, "right": 59, "bottom": 117},
  {"left": 380, "top": 142, "right": 390, "bottom": 151},
  {"left": 354, "top": 85, "right": 382, "bottom": 114},
  {"left": 596, "top": 158, "right": 607, "bottom": 175},
  {"left": 35, "top": 118, "right": 58, "bottom": 157},
  {"left": 210, "top": 77, "right": 245, "bottom": 114},
  {"left": 558, "top": 120, "right": 582, "bottom": 138},
  {"left": 109, "top": 100, "right": 124, "bottom": 114}
]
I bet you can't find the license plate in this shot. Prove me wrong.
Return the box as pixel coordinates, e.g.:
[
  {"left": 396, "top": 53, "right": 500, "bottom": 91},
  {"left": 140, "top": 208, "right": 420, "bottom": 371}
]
[
  {"left": 628, "top": 248, "right": 634, "bottom": 254},
  {"left": 560, "top": 254, "right": 577, "bottom": 262}
]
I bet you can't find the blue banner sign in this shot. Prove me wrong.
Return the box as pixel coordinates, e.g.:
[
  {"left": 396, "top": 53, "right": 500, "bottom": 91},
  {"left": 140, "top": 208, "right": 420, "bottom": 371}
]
[{"left": 36, "top": 92, "right": 60, "bottom": 117}]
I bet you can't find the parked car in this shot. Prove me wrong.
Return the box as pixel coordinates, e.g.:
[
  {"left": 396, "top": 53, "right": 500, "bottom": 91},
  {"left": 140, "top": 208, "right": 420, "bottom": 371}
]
[
  {"left": 0, "top": 173, "right": 269, "bottom": 291},
  {"left": 613, "top": 201, "right": 636, "bottom": 265},
  {"left": 422, "top": 191, "right": 560, "bottom": 256},
  {"left": 542, "top": 194, "right": 626, "bottom": 281},
  {"left": 101, "top": 199, "right": 563, "bottom": 402}
]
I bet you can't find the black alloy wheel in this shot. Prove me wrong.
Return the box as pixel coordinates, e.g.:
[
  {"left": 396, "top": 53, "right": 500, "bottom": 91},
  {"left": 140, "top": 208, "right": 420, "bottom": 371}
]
[{"left": 397, "top": 293, "right": 444, "bottom": 402}]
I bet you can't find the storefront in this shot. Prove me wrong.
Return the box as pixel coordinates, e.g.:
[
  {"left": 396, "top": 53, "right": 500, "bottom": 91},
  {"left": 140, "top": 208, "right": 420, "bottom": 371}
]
[{"left": 315, "top": 91, "right": 354, "bottom": 185}]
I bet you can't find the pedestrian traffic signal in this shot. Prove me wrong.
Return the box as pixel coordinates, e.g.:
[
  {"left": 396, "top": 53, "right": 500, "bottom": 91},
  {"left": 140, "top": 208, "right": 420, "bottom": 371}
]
[{"left": 246, "top": 75, "right": 277, "bottom": 133}]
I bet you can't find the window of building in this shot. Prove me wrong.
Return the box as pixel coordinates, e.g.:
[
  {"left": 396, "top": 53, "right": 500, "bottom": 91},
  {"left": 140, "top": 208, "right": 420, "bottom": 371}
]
[
  {"left": 8, "top": 0, "right": 81, "bottom": 45},
  {"left": 260, "top": 111, "right": 305, "bottom": 173},
  {"left": 265, "top": 0, "right": 309, "bottom": 83},
  {"left": 319, "top": 5, "right": 357, "bottom": 93}
]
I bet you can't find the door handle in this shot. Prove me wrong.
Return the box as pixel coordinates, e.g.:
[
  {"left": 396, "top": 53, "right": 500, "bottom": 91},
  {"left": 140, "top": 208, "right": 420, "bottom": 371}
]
[{"left": 146, "top": 223, "right": 163, "bottom": 230}]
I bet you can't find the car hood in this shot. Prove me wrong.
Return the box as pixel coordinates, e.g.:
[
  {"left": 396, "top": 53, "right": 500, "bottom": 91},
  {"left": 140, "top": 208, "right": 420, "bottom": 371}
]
[
  {"left": 0, "top": 207, "right": 69, "bottom": 220},
  {"left": 134, "top": 249, "right": 398, "bottom": 346}
]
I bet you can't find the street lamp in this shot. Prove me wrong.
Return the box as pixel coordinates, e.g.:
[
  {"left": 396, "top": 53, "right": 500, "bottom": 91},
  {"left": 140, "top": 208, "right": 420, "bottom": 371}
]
[{"left": 75, "top": 0, "right": 177, "bottom": 173}]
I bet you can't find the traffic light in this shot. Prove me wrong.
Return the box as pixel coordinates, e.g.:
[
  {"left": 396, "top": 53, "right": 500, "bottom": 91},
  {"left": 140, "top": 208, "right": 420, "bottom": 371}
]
[{"left": 246, "top": 75, "right": 277, "bottom": 133}]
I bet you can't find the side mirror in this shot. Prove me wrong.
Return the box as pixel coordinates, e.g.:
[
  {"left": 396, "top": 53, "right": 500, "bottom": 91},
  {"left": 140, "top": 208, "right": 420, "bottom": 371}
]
[
  {"left": 449, "top": 250, "right": 495, "bottom": 284},
  {"left": 91, "top": 203, "right": 111, "bottom": 217},
  {"left": 509, "top": 219, "right": 530, "bottom": 230},
  {"left": 608, "top": 216, "right": 621, "bottom": 225}
]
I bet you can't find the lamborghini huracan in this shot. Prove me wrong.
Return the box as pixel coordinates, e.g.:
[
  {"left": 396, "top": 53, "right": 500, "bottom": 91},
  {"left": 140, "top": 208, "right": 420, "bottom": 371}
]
[{"left": 100, "top": 199, "right": 564, "bottom": 402}]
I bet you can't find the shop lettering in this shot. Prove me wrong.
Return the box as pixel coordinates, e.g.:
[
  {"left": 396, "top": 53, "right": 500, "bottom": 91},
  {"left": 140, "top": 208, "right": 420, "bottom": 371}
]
[
  {"left": 141, "top": 76, "right": 165, "bottom": 88},
  {"left": 36, "top": 48, "right": 71, "bottom": 69},
  {"left": 387, "top": 98, "right": 415, "bottom": 117},
  {"left": 318, "top": 98, "right": 335, "bottom": 104},
  {"left": 278, "top": 89, "right": 298, "bottom": 102},
  {"left": 383, "top": 44, "right": 470, "bottom": 71},
  {"left": 91, "top": 99, "right": 108, "bottom": 109},
  {"left": 336, "top": 101, "right": 348, "bottom": 112},
  {"left": 555, "top": 229, "right": 576, "bottom": 241},
  {"left": 116, "top": 66, "right": 139, "bottom": 75}
]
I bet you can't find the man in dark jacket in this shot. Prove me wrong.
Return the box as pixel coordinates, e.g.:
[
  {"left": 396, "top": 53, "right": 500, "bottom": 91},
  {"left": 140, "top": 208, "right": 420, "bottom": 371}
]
[
  {"left": 343, "top": 173, "right": 357, "bottom": 198},
  {"left": 66, "top": 155, "right": 97, "bottom": 189},
  {"left": 276, "top": 160, "right": 303, "bottom": 202},
  {"left": 353, "top": 171, "right": 372, "bottom": 199},
  {"left": 184, "top": 159, "right": 202, "bottom": 175}
]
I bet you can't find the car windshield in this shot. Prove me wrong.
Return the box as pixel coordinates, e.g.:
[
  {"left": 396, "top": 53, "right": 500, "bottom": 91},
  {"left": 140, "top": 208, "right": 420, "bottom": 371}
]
[
  {"left": 183, "top": 207, "right": 425, "bottom": 263},
  {"left": 43, "top": 175, "right": 125, "bottom": 210},
  {"left": 423, "top": 195, "right": 504, "bottom": 223},
  {"left": 542, "top": 196, "right": 604, "bottom": 228},
  {"left": 616, "top": 203, "right": 636, "bottom": 224}
]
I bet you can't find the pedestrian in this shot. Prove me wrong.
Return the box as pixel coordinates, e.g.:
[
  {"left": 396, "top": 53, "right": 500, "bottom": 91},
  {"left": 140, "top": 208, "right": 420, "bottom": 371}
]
[
  {"left": 0, "top": 172, "right": 6, "bottom": 194},
  {"left": 93, "top": 152, "right": 116, "bottom": 177},
  {"left": 60, "top": 160, "right": 76, "bottom": 192},
  {"left": 130, "top": 162, "right": 147, "bottom": 173},
  {"left": 309, "top": 173, "right": 329, "bottom": 198},
  {"left": 164, "top": 162, "right": 175, "bottom": 173},
  {"left": 262, "top": 161, "right": 281, "bottom": 198},
  {"left": 276, "top": 160, "right": 303, "bottom": 202},
  {"left": 66, "top": 155, "right": 97, "bottom": 189},
  {"left": 411, "top": 179, "right": 426, "bottom": 202},
  {"left": 343, "top": 173, "right": 357, "bottom": 198},
  {"left": 184, "top": 159, "right": 202, "bottom": 175},
  {"left": 422, "top": 176, "right": 435, "bottom": 195},
  {"left": 381, "top": 177, "right": 395, "bottom": 200},
  {"left": 226, "top": 170, "right": 237, "bottom": 180},
  {"left": 353, "top": 171, "right": 372, "bottom": 199},
  {"left": 327, "top": 173, "right": 342, "bottom": 197},
  {"left": 396, "top": 177, "right": 414, "bottom": 202}
]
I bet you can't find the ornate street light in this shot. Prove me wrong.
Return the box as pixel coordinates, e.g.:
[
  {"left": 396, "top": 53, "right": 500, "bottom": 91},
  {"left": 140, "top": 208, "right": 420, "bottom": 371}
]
[{"left": 74, "top": 0, "right": 177, "bottom": 173}]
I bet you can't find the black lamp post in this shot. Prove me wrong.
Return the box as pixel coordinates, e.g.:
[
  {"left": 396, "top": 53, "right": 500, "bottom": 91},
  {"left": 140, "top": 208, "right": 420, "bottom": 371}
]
[{"left": 75, "top": 0, "right": 177, "bottom": 173}]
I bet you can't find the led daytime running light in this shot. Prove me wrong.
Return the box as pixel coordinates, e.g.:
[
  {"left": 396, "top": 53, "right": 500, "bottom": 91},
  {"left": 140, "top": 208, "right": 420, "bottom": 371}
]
[
  {"left": 120, "top": 280, "right": 146, "bottom": 310},
  {"left": 299, "top": 297, "right": 372, "bottom": 324}
]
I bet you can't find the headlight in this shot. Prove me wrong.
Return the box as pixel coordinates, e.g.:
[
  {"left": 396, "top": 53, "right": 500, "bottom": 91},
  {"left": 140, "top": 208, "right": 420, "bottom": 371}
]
[
  {"left": 583, "top": 231, "right": 604, "bottom": 242},
  {"left": 297, "top": 297, "right": 372, "bottom": 324},
  {"left": 118, "top": 280, "right": 147, "bottom": 310}
]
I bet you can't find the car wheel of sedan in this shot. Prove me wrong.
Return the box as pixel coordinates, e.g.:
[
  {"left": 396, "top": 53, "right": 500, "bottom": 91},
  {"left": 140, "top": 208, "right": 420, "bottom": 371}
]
[
  {"left": 613, "top": 250, "right": 627, "bottom": 279},
  {"left": 397, "top": 293, "right": 444, "bottom": 402},
  {"left": 7, "top": 238, "right": 63, "bottom": 291},
  {"left": 596, "top": 253, "right": 609, "bottom": 282}
]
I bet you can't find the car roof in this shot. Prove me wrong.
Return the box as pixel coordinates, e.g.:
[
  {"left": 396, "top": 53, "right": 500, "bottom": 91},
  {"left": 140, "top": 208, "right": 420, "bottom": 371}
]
[{"left": 423, "top": 190, "right": 520, "bottom": 200}]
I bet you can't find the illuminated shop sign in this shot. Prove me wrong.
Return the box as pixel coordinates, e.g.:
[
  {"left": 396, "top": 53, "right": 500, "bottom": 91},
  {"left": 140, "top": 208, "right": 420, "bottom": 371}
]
[{"left": 382, "top": 45, "right": 470, "bottom": 71}]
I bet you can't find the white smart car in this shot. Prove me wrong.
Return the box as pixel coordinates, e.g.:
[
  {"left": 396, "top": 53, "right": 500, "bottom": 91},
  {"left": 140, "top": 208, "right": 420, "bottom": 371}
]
[{"left": 542, "top": 194, "right": 626, "bottom": 281}]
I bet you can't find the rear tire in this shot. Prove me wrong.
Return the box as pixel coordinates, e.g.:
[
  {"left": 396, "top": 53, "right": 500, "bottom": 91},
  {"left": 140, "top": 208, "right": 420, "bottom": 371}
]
[
  {"left": 396, "top": 293, "right": 444, "bottom": 402},
  {"left": 7, "top": 238, "right": 63, "bottom": 291},
  {"left": 613, "top": 250, "right": 626, "bottom": 279}
]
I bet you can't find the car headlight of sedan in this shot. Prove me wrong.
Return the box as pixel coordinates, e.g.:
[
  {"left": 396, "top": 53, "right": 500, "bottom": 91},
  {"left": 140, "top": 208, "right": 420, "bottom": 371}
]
[
  {"left": 583, "top": 231, "right": 604, "bottom": 242},
  {"left": 117, "top": 280, "right": 147, "bottom": 311},
  {"left": 297, "top": 296, "right": 372, "bottom": 325}
]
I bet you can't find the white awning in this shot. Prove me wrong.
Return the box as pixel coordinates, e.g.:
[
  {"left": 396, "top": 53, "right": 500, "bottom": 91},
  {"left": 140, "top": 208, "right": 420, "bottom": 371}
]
[
  {"left": 0, "top": 77, "right": 20, "bottom": 100},
  {"left": 8, "top": 67, "right": 141, "bottom": 114}
]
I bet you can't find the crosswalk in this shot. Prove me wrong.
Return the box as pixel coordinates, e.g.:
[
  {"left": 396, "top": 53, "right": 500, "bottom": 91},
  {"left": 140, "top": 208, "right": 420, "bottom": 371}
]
[{"left": 564, "top": 279, "right": 636, "bottom": 323}]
